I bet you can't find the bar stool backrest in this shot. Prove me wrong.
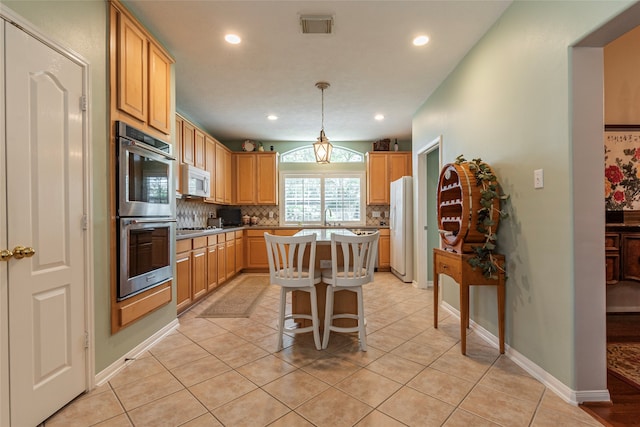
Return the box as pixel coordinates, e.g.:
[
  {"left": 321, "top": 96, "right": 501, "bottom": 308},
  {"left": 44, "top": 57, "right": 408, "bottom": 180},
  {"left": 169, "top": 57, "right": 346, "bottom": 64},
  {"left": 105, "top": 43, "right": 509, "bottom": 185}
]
[
  {"left": 328, "top": 231, "right": 379, "bottom": 288},
  {"left": 264, "top": 232, "right": 318, "bottom": 288}
]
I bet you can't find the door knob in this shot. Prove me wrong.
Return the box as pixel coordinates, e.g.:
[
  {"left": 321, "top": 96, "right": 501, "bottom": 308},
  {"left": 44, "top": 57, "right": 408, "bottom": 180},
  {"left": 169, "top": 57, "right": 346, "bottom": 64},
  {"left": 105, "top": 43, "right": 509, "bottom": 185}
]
[
  {"left": 13, "top": 246, "right": 35, "bottom": 259},
  {"left": 0, "top": 249, "right": 13, "bottom": 261}
]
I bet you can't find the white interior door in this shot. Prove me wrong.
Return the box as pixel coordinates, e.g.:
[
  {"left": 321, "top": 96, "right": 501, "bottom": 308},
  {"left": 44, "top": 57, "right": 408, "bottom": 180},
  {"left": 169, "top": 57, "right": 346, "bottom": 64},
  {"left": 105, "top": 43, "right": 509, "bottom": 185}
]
[{"left": 4, "top": 22, "right": 86, "bottom": 426}]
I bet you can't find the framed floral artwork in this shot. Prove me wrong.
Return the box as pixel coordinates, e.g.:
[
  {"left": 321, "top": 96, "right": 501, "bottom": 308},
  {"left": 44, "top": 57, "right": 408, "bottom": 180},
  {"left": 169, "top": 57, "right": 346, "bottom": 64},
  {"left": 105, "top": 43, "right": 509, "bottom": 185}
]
[{"left": 605, "top": 125, "right": 640, "bottom": 210}]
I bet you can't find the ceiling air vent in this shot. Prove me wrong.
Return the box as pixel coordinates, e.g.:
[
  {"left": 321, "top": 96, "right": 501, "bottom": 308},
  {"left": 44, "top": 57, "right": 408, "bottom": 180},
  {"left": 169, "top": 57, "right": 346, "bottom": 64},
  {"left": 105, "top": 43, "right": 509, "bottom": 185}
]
[{"left": 300, "top": 15, "right": 333, "bottom": 34}]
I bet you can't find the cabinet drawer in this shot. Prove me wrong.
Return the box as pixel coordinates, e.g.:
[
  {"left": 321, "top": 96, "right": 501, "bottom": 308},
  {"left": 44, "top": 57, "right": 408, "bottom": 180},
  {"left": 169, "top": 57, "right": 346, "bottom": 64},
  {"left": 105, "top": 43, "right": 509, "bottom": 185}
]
[
  {"left": 217, "top": 233, "right": 226, "bottom": 243},
  {"left": 246, "top": 229, "right": 269, "bottom": 237},
  {"left": 605, "top": 233, "right": 620, "bottom": 251},
  {"left": 207, "top": 235, "right": 218, "bottom": 246},
  {"left": 193, "top": 236, "right": 207, "bottom": 249},
  {"left": 176, "top": 239, "right": 191, "bottom": 253},
  {"left": 235, "top": 230, "right": 244, "bottom": 239},
  {"left": 226, "top": 232, "right": 235, "bottom": 241}
]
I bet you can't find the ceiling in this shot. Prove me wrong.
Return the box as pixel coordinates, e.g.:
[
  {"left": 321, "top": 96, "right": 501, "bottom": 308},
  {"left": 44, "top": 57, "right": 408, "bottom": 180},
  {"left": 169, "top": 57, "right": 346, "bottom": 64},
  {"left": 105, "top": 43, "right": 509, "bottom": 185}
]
[{"left": 123, "top": 1, "right": 511, "bottom": 144}]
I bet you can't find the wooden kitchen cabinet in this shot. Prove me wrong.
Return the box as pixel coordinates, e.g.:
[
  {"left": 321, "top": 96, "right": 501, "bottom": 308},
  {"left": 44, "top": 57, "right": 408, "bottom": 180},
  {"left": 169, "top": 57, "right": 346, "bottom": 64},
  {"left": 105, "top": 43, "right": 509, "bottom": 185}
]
[
  {"left": 205, "top": 136, "right": 216, "bottom": 203},
  {"left": 606, "top": 232, "right": 620, "bottom": 285},
  {"left": 113, "top": 3, "right": 173, "bottom": 136},
  {"left": 176, "top": 237, "right": 208, "bottom": 314},
  {"left": 377, "top": 228, "right": 390, "bottom": 270},
  {"left": 622, "top": 233, "right": 640, "bottom": 281},
  {"left": 181, "top": 119, "right": 195, "bottom": 166},
  {"left": 207, "top": 235, "right": 218, "bottom": 291},
  {"left": 217, "top": 233, "right": 227, "bottom": 285},
  {"left": 194, "top": 128, "right": 206, "bottom": 170},
  {"left": 235, "top": 231, "right": 244, "bottom": 273},
  {"left": 366, "top": 152, "right": 412, "bottom": 204},
  {"left": 175, "top": 239, "right": 192, "bottom": 313},
  {"left": 245, "top": 229, "right": 272, "bottom": 270},
  {"left": 233, "top": 152, "right": 278, "bottom": 205},
  {"left": 215, "top": 142, "right": 233, "bottom": 204},
  {"left": 226, "top": 232, "right": 236, "bottom": 279},
  {"left": 175, "top": 116, "right": 183, "bottom": 196}
]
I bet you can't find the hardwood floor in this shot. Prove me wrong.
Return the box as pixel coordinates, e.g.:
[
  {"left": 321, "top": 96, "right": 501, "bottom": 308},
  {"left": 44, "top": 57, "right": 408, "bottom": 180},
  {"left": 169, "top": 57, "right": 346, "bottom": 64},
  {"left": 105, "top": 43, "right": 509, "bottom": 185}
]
[{"left": 581, "top": 313, "right": 640, "bottom": 426}]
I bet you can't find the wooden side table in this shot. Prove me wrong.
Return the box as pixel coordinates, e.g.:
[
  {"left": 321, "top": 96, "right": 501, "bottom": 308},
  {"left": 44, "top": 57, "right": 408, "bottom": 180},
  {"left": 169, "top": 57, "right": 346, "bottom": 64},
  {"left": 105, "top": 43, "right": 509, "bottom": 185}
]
[{"left": 433, "top": 248, "right": 505, "bottom": 355}]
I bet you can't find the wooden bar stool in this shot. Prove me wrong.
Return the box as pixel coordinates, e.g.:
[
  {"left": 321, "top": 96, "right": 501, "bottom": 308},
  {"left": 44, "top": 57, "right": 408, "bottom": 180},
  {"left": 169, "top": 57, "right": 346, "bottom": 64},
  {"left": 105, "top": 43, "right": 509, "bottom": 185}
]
[
  {"left": 322, "top": 231, "right": 379, "bottom": 351},
  {"left": 264, "top": 232, "right": 322, "bottom": 351}
]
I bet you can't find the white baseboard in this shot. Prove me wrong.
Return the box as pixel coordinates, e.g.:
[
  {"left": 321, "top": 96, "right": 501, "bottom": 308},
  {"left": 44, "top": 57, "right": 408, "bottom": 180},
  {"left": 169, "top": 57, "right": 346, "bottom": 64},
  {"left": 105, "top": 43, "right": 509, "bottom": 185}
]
[
  {"left": 413, "top": 280, "right": 433, "bottom": 289},
  {"left": 440, "top": 302, "right": 610, "bottom": 405},
  {"left": 94, "top": 318, "right": 179, "bottom": 387}
]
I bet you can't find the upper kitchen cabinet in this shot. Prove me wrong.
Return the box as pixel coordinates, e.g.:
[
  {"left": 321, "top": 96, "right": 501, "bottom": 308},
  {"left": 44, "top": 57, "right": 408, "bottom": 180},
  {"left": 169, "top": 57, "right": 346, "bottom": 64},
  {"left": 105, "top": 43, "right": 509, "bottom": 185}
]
[
  {"left": 111, "top": 1, "right": 174, "bottom": 138},
  {"left": 233, "top": 152, "right": 279, "bottom": 205},
  {"left": 366, "top": 152, "right": 412, "bottom": 204},
  {"left": 215, "top": 141, "right": 233, "bottom": 205}
]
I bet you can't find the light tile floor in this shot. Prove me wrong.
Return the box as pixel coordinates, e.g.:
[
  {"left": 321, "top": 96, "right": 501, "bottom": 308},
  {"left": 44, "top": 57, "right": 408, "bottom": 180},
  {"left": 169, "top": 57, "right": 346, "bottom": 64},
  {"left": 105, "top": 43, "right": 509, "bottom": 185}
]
[{"left": 44, "top": 273, "right": 602, "bottom": 427}]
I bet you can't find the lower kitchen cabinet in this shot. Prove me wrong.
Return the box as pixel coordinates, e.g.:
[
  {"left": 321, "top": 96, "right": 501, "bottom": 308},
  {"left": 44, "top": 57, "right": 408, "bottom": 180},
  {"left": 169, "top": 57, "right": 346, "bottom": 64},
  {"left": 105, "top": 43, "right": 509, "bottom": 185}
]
[
  {"left": 217, "top": 234, "right": 227, "bottom": 286},
  {"left": 176, "top": 239, "right": 193, "bottom": 313},
  {"left": 235, "top": 231, "right": 244, "bottom": 273},
  {"left": 378, "top": 228, "right": 390, "bottom": 270},
  {"left": 226, "top": 232, "right": 236, "bottom": 279},
  {"left": 245, "top": 229, "right": 272, "bottom": 271},
  {"left": 192, "top": 237, "right": 208, "bottom": 301},
  {"left": 207, "top": 235, "right": 218, "bottom": 291}
]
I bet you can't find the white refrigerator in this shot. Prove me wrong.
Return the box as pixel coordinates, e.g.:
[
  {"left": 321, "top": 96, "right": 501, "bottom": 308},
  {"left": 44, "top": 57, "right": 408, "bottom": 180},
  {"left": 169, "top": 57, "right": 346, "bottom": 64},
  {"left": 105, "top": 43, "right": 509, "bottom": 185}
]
[{"left": 390, "top": 176, "right": 413, "bottom": 283}]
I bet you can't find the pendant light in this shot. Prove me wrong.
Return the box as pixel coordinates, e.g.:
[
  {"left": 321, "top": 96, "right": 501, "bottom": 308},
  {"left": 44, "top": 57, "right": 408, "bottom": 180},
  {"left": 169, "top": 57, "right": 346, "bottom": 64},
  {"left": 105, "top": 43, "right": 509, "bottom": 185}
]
[{"left": 313, "top": 81, "right": 332, "bottom": 163}]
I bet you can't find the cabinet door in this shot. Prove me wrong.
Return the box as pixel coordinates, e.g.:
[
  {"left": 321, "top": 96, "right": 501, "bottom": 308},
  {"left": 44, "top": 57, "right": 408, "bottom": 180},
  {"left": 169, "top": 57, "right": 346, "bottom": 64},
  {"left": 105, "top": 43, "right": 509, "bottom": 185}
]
[
  {"left": 235, "top": 236, "right": 244, "bottom": 273},
  {"left": 226, "top": 239, "right": 236, "bottom": 279},
  {"left": 235, "top": 154, "right": 256, "bottom": 204},
  {"left": 182, "top": 120, "right": 195, "bottom": 166},
  {"left": 367, "top": 153, "right": 389, "bottom": 204},
  {"left": 205, "top": 136, "right": 216, "bottom": 203},
  {"left": 207, "top": 245, "right": 218, "bottom": 291},
  {"left": 257, "top": 153, "right": 278, "bottom": 204},
  {"left": 378, "top": 233, "right": 390, "bottom": 268},
  {"left": 224, "top": 149, "right": 233, "bottom": 204},
  {"left": 247, "top": 236, "right": 269, "bottom": 268},
  {"left": 175, "top": 116, "right": 183, "bottom": 196},
  {"left": 389, "top": 152, "right": 411, "bottom": 183},
  {"left": 217, "top": 243, "right": 226, "bottom": 285},
  {"left": 148, "top": 43, "right": 171, "bottom": 134},
  {"left": 215, "top": 142, "right": 226, "bottom": 204},
  {"left": 176, "top": 251, "right": 192, "bottom": 313},
  {"left": 117, "top": 13, "right": 147, "bottom": 122},
  {"left": 194, "top": 128, "right": 206, "bottom": 170},
  {"left": 622, "top": 234, "right": 640, "bottom": 281},
  {"left": 192, "top": 248, "right": 207, "bottom": 301}
]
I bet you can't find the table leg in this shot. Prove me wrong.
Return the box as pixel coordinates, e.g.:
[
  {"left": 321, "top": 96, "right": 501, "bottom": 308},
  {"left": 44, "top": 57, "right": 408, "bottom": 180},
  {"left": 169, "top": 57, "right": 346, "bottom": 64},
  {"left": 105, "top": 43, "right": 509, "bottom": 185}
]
[
  {"left": 460, "top": 283, "right": 469, "bottom": 355},
  {"left": 498, "top": 280, "right": 505, "bottom": 354},
  {"left": 433, "top": 271, "right": 439, "bottom": 329}
]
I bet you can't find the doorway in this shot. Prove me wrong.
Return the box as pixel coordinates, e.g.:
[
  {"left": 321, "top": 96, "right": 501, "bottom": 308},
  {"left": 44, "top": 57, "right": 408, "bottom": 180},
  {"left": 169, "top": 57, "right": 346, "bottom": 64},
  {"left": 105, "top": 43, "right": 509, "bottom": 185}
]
[
  {"left": 0, "top": 12, "right": 92, "bottom": 427},
  {"left": 416, "top": 137, "right": 441, "bottom": 289}
]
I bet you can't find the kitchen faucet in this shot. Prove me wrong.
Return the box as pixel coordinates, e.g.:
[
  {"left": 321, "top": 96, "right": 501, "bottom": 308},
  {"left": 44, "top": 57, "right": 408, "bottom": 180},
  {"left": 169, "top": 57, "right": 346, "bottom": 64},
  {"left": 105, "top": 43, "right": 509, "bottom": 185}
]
[{"left": 324, "top": 208, "right": 333, "bottom": 226}]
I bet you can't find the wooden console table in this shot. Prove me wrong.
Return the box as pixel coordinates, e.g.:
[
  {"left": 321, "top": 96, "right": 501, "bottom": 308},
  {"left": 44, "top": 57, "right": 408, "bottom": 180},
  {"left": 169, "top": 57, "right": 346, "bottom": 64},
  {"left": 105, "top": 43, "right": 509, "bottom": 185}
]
[{"left": 433, "top": 248, "right": 505, "bottom": 355}]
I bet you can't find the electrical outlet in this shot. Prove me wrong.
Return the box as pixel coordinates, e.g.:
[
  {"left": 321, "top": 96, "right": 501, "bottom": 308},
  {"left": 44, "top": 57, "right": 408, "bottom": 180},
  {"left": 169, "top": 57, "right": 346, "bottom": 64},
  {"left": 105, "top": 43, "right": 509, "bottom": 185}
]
[
  {"left": 320, "top": 260, "right": 331, "bottom": 269},
  {"left": 269, "top": 211, "right": 274, "bottom": 218},
  {"left": 534, "top": 169, "right": 544, "bottom": 189},
  {"left": 372, "top": 211, "right": 381, "bottom": 218}
]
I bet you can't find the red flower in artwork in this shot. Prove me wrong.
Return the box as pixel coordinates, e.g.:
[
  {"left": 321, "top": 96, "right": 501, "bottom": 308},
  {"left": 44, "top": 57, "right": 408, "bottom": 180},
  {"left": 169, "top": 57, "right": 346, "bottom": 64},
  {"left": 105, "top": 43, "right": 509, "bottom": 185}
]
[
  {"left": 634, "top": 149, "right": 640, "bottom": 161},
  {"left": 613, "top": 190, "right": 625, "bottom": 202},
  {"left": 606, "top": 165, "right": 624, "bottom": 184}
]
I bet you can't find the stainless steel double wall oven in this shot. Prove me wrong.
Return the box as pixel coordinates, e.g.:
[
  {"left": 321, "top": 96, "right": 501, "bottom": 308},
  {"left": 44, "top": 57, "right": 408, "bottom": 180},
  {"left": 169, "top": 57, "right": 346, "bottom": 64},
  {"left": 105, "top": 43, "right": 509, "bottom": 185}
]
[{"left": 116, "top": 121, "right": 176, "bottom": 300}]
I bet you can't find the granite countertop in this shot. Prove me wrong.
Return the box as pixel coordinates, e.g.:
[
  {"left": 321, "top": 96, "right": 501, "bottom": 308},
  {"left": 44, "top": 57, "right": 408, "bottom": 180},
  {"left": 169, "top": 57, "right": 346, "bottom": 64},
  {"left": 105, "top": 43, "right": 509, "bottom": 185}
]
[{"left": 176, "top": 225, "right": 387, "bottom": 240}]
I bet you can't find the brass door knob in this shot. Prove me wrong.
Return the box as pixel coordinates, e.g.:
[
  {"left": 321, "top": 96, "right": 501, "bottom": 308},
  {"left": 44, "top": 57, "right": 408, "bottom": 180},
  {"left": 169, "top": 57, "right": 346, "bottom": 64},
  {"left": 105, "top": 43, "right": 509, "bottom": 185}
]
[
  {"left": 0, "top": 249, "right": 13, "bottom": 261},
  {"left": 13, "top": 246, "right": 35, "bottom": 259}
]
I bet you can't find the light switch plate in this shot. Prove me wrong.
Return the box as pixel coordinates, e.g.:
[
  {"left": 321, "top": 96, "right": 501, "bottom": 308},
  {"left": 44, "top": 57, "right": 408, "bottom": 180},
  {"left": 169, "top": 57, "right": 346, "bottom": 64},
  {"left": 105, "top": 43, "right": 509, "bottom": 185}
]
[
  {"left": 372, "top": 211, "right": 381, "bottom": 218},
  {"left": 534, "top": 169, "right": 544, "bottom": 189}
]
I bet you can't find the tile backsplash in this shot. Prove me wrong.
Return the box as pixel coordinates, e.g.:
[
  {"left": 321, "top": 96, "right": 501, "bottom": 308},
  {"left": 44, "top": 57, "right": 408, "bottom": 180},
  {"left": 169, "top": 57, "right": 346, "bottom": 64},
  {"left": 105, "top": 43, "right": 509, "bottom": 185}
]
[{"left": 176, "top": 198, "right": 389, "bottom": 228}]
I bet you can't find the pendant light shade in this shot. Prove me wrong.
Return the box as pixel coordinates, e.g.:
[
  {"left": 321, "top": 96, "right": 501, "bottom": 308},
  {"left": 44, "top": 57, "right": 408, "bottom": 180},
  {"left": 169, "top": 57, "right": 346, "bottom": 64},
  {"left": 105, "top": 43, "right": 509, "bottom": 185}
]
[{"left": 313, "top": 82, "right": 332, "bottom": 163}]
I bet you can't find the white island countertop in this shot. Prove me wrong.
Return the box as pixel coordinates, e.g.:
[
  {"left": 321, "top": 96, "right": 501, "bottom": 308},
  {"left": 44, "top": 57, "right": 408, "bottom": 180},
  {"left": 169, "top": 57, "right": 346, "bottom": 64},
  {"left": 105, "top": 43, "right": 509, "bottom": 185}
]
[{"left": 294, "top": 228, "right": 355, "bottom": 243}]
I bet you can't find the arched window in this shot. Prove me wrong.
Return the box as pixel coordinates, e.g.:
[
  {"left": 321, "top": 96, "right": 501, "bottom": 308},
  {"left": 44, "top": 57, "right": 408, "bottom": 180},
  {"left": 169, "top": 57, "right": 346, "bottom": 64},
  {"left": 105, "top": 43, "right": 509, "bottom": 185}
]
[{"left": 280, "top": 146, "right": 364, "bottom": 163}]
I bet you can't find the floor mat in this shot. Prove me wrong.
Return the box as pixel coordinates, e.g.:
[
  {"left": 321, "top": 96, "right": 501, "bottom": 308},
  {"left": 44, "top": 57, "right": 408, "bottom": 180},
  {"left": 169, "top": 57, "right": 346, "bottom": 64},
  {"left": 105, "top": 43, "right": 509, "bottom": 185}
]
[
  {"left": 608, "top": 342, "right": 640, "bottom": 390},
  {"left": 198, "top": 275, "right": 269, "bottom": 318}
]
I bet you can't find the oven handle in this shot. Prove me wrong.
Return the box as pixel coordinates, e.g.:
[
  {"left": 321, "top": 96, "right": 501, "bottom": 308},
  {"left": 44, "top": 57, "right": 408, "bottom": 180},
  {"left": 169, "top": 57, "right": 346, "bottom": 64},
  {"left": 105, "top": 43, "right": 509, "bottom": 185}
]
[
  {"left": 128, "top": 218, "right": 177, "bottom": 225},
  {"left": 124, "top": 140, "right": 176, "bottom": 161}
]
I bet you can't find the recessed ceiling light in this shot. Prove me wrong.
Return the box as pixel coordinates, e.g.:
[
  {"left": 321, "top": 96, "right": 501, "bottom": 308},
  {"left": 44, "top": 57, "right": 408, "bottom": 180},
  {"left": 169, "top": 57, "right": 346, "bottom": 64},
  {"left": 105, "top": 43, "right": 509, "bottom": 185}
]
[
  {"left": 225, "top": 34, "right": 241, "bottom": 44},
  {"left": 413, "top": 35, "right": 429, "bottom": 46},
  {"left": 374, "top": 114, "right": 385, "bottom": 121},
  {"left": 267, "top": 115, "right": 278, "bottom": 121}
]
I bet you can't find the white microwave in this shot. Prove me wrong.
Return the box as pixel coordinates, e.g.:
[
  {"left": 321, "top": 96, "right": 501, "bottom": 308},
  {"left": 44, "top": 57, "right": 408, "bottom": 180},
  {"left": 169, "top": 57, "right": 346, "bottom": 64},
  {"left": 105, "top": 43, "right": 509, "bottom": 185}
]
[{"left": 181, "top": 164, "right": 210, "bottom": 198}]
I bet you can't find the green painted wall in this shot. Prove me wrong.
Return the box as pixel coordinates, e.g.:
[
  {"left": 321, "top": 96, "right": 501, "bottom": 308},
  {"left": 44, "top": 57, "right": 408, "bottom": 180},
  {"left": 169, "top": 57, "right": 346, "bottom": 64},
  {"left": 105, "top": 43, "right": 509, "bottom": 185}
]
[
  {"left": 413, "top": 0, "right": 632, "bottom": 388},
  {"left": 3, "top": 0, "right": 178, "bottom": 373}
]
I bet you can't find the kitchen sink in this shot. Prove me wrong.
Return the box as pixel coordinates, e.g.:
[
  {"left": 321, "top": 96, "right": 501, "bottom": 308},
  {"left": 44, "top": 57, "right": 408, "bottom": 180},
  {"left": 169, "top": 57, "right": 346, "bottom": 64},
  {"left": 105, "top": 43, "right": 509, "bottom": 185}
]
[{"left": 349, "top": 229, "right": 378, "bottom": 236}]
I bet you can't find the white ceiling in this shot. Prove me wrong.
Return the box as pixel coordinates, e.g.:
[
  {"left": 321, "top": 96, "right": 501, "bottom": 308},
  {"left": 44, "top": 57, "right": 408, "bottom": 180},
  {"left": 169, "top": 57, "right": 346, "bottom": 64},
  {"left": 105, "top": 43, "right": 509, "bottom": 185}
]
[{"left": 123, "top": 1, "right": 511, "bottom": 143}]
